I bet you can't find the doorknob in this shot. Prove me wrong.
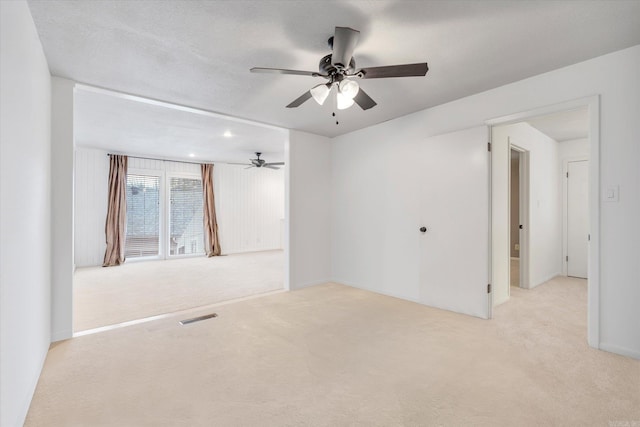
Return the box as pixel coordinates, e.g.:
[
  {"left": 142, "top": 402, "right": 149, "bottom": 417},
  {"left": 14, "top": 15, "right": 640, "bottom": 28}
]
[
  {"left": 519, "top": 224, "right": 523, "bottom": 229},
  {"left": 420, "top": 226, "right": 427, "bottom": 233}
]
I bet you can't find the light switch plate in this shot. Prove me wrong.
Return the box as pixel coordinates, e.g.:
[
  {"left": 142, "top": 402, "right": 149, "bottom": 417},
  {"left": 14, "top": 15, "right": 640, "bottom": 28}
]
[{"left": 604, "top": 185, "right": 619, "bottom": 202}]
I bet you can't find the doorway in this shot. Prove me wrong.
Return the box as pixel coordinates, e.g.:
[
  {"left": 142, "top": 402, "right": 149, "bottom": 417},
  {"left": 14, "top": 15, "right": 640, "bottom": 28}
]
[
  {"left": 509, "top": 146, "right": 529, "bottom": 290},
  {"left": 488, "top": 96, "right": 598, "bottom": 347}
]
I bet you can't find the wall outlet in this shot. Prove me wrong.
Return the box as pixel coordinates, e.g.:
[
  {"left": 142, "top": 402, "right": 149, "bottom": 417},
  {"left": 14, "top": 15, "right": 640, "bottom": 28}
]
[{"left": 515, "top": 243, "right": 520, "bottom": 251}]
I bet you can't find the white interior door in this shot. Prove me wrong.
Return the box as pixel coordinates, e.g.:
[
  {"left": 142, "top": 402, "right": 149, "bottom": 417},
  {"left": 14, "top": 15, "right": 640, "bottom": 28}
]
[
  {"left": 419, "top": 126, "right": 490, "bottom": 319},
  {"left": 567, "top": 160, "right": 589, "bottom": 278}
]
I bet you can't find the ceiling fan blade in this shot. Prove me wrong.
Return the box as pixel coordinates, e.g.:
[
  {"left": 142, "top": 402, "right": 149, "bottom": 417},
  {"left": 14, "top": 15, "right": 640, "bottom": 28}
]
[
  {"left": 286, "top": 91, "right": 312, "bottom": 108},
  {"left": 331, "top": 27, "right": 360, "bottom": 69},
  {"left": 264, "top": 165, "right": 280, "bottom": 170},
  {"left": 358, "top": 63, "right": 428, "bottom": 79},
  {"left": 265, "top": 162, "right": 285, "bottom": 166},
  {"left": 245, "top": 166, "right": 256, "bottom": 169},
  {"left": 250, "top": 67, "right": 322, "bottom": 77},
  {"left": 353, "top": 88, "right": 377, "bottom": 110}
]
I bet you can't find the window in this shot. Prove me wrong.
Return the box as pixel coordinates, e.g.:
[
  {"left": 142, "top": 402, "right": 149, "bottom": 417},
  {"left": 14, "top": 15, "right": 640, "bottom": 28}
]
[
  {"left": 169, "top": 177, "right": 204, "bottom": 256},
  {"left": 125, "top": 174, "right": 160, "bottom": 258},
  {"left": 124, "top": 169, "right": 204, "bottom": 260}
]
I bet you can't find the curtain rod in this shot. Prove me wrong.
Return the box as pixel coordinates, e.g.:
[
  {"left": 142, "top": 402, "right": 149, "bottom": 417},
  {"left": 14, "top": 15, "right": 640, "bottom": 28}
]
[{"left": 107, "top": 153, "right": 214, "bottom": 166}]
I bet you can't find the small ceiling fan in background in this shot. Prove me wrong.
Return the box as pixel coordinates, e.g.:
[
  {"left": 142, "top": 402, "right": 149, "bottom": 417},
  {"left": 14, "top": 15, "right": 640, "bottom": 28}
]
[
  {"left": 251, "top": 26, "right": 429, "bottom": 111},
  {"left": 236, "top": 152, "right": 284, "bottom": 170}
]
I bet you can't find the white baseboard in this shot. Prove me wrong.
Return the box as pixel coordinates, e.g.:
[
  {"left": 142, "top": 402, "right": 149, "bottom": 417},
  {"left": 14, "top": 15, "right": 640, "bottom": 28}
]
[
  {"left": 599, "top": 343, "right": 640, "bottom": 360},
  {"left": 51, "top": 329, "right": 72, "bottom": 342},
  {"left": 290, "top": 279, "right": 330, "bottom": 290},
  {"left": 222, "top": 247, "right": 283, "bottom": 255},
  {"left": 529, "top": 272, "right": 562, "bottom": 289},
  {"left": 331, "top": 278, "right": 421, "bottom": 304},
  {"left": 510, "top": 257, "right": 520, "bottom": 260}
]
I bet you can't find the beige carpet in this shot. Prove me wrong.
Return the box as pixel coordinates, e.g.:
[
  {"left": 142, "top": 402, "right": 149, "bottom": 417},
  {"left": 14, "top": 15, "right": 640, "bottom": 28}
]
[
  {"left": 74, "top": 250, "right": 284, "bottom": 331},
  {"left": 511, "top": 258, "right": 520, "bottom": 287},
  {"left": 28, "top": 276, "right": 639, "bottom": 426}
]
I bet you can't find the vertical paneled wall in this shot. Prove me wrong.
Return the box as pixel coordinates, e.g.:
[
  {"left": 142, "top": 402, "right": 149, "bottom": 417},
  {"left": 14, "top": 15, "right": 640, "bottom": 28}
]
[
  {"left": 74, "top": 148, "right": 109, "bottom": 267},
  {"left": 214, "top": 164, "right": 285, "bottom": 253},
  {"left": 74, "top": 149, "right": 284, "bottom": 266}
]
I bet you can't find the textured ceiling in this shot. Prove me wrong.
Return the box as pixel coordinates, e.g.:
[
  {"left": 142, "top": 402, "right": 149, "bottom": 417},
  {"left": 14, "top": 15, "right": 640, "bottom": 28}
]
[{"left": 28, "top": 0, "right": 640, "bottom": 138}]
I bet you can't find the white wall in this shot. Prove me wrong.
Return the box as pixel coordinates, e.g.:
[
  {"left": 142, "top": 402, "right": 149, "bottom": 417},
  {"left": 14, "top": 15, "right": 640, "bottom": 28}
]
[
  {"left": 51, "top": 77, "right": 75, "bottom": 342},
  {"left": 330, "top": 45, "right": 640, "bottom": 358},
  {"left": 492, "top": 122, "right": 562, "bottom": 306},
  {"left": 331, "top": 123, "right": 422, "bottom": 302},
  {"left": 0, "top": 2, "right": 52, "bottom": 426},
  {"left": 215, "top": 164, "right": 284, "bottom": 254},
  {"left": 74, "top": 147, "right": 109, "bottom": 267},
  {"left": 558, "top": 138, "right": 589, "bottom": 161},
  {"left": 288, "top": 131, "right": 332, "bottom": 289},
  {"left": 74, "top": 152, "right": 285, "bottom": 266}
]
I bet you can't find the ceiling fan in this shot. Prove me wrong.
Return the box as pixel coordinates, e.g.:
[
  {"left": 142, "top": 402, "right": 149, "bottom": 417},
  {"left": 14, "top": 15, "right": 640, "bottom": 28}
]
[
  {"left": 240, "top": 152, "right": 284, "bottom": 170},
  {"left": 250, "top": 26, "right": 428, "bottom": 111}
]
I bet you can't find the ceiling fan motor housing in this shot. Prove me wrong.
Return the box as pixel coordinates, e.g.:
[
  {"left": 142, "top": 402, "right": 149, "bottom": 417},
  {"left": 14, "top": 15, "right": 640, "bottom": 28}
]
[{"left": 319, "top": 54, "right": 355, "bottom": 77}]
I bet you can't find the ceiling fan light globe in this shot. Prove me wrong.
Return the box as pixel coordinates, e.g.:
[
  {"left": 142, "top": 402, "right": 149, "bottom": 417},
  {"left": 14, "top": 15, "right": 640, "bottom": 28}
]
[
  {"left": 336, "top": 91, "right": 355, "bottom": 110},
  {"left": 338, "top": 79, "right": 359, "bottom": 99},
  {"left": 310, "top": 83, "right": 331, "bottom": 105}
]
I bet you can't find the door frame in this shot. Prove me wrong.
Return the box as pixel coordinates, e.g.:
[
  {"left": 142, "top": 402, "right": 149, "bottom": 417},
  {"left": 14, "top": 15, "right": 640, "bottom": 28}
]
[
  {"left": 509, "top": 144, "right": 530, "bottom": 290},
  {"left": 486, "top": 95, "right": 600, "bottom": 348}
]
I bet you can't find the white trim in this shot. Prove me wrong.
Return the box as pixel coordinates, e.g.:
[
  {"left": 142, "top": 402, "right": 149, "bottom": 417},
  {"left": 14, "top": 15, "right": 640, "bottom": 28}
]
[
  {"left": 529, "top": 272, "right": 563, "bottom": 289},
  {"left": 487, "top": 125, "right": 493, "bottom": 319},
  {"left": 486, "top": 95, "right": 600, "bottom": 349},
  {"left": 598, "top": 343, "right": 640, "bottom": 360},
  {"left": 51, "top": 328, "right": 73, "bottom": 342},
  {"left": 290, "top": 279, "right": 331, "bottom": 290},
  {"left": 75, "top": 83, "right": 286, "bottom": 132},
  {"left": 510, "top": 257, "right": 520, "bottom": 260},
  {"left": 332, "top": 279, "right": 421, "bottom": 304},
  {"left": 283, "top": 134, "right": 291, "bottom": 291},
  {"left": 73, "top": 288, "right": 286, "bottom": 337},
  {"left": 518, "top": 148, "right": 530, "bottom": 290}
]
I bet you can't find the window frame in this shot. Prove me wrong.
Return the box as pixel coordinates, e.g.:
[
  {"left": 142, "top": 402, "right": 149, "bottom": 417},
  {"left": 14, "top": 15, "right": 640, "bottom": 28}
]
[
  {"left": 124, "top": 168, "right": 165, "bottom": 262},
  {"left": 165, "top": 171, "right": 205, "bottom": 259}
]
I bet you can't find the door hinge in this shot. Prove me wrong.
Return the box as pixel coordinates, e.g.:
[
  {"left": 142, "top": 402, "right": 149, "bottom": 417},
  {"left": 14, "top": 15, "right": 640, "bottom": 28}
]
[
  {"left": 487, "top": 142, "right": 491, "bottom": 152},
  {"left": 487, "top": 284, "right": 491, "bottom": 293},
  {"left": 566, "top": 255, "right": 569, "bottom": 262},
  {"left": 566, "top": 172, "right": 569, "bottom": 178},
  {"left": 588, "top": 234, "right": 590, "bottom": 241}
]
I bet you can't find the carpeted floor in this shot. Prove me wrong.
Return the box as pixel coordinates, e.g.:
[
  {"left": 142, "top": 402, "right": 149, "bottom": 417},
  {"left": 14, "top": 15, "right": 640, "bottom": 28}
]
[
  {"left": 28, "top": 276, "right": 639, "bottom": 426},
  {"left": 511, "top": 258, "right": 519, "bottom": 287},
  {"left": 74, "top": 250, "right": 284, "bottom": 331}
]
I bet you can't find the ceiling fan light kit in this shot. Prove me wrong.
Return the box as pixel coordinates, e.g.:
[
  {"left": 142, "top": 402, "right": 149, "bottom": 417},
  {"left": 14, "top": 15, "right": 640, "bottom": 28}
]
[
  {"left": 310, "top": 83, "right": 332, "bottom": 105},
  {"left": 251, "top": 26, "right": 428, "bottom": 113},
  {"left": 336, "top": 91, "right": 355, "bottom": 110}
]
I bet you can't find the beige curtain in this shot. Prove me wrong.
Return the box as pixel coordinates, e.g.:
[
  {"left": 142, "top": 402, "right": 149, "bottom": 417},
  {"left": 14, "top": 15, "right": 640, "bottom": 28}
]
[
  {"left": 102, "top": 155, "right": 128, "bottom": 266},
  {"left": 201, "top": 164, "right": 221, "bottom": 256}
]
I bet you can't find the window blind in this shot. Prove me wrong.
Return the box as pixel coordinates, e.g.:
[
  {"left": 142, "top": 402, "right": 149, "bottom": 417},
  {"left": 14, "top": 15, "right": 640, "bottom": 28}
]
[
  {"left": 125, "top": 174, "right": 160, "bottom": 258},
  {"left": 169, "top": 177, "right": 204, "bottom": 256}
]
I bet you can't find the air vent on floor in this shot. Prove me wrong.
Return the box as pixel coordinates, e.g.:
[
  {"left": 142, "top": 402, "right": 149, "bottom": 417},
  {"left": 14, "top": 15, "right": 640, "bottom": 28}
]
[{"left": 179, "top": 313, "right": 218, "bottom": 325}]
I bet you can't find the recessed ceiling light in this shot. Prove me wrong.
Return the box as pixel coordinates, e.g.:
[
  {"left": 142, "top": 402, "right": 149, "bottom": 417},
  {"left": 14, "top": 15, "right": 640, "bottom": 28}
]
[
  {"left": 223, "top": 131, "right": 232, "bottom": 137},
  {"left": 189, "top": 153, "right": 195, "bottom": 158}
]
